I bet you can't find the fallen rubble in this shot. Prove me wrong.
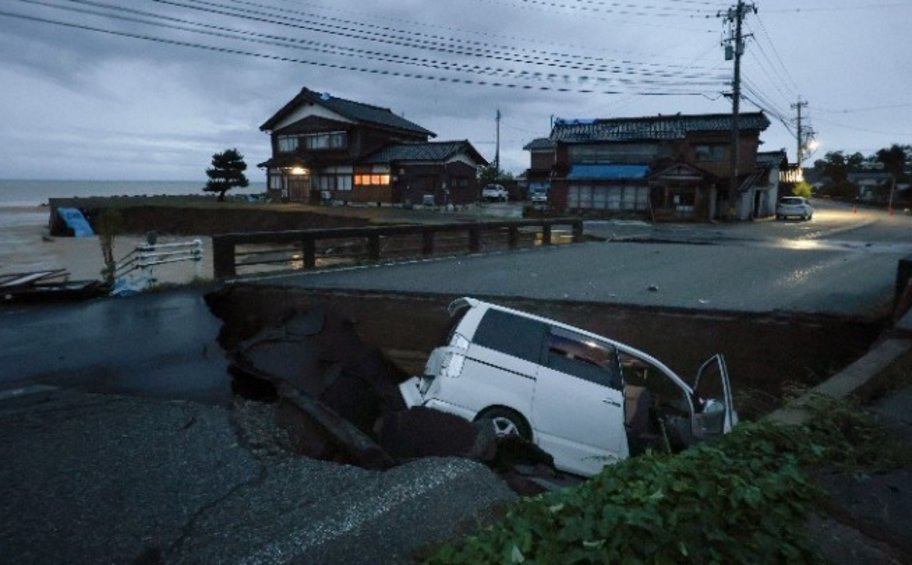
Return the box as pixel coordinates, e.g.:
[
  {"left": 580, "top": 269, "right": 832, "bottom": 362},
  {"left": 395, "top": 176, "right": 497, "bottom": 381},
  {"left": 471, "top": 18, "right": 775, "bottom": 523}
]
[{"left": 222, "top": 301, "right": 561, "bottom": 495}]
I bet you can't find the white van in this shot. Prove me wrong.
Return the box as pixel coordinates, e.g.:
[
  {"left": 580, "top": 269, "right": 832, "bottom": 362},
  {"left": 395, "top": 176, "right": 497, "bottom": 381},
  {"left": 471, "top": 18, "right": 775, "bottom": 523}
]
[{"left": 399, "top": 298, "right": 736, "bottom": 477}]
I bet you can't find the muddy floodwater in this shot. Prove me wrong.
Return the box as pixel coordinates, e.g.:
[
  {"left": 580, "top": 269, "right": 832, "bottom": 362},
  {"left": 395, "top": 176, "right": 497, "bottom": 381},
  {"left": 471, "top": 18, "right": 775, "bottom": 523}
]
[{"left": 207, "top": 286, "right": 885, "bottom": 418}]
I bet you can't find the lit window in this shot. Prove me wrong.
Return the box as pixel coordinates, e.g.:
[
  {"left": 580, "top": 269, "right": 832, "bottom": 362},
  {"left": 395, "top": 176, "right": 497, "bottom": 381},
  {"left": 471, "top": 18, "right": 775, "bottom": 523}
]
[{"left": 354, "top": 174, "right": 390, "bottom": 187}]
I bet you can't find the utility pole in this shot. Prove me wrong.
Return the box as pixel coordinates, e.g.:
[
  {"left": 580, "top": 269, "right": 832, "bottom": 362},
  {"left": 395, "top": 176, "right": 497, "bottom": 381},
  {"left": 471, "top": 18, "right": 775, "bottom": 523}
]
[
  {"left": 791, "top": 97, "right": 809, "bottom": 165},
  {"left": 721, "top": 1, "right": 755, "bottom": 220},
  {"left": 495, "top": 109, "right": 501, "bottom": 172}
]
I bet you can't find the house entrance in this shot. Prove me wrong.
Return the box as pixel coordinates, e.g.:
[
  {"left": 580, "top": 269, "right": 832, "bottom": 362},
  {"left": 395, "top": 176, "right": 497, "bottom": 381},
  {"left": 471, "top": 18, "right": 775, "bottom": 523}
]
[{"left": 287, "top": 175, "right": 311, "bottom": 203}]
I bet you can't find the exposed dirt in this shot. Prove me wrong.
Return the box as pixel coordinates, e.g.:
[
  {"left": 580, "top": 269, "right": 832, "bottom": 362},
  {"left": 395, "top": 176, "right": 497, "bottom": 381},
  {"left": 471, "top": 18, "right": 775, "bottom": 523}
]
[
  {"left": 53, "top": 205, "right": 371, "bottom": 236},
  {"left": 206, "top": 285, "right": 885, "bottom": 419}
]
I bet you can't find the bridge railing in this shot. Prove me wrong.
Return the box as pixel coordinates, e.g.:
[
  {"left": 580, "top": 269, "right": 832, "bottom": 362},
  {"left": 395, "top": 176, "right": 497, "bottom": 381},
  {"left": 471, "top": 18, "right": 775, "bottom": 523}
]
[{"left": 211, "top": 218, "right": 584, "bottom": 279}]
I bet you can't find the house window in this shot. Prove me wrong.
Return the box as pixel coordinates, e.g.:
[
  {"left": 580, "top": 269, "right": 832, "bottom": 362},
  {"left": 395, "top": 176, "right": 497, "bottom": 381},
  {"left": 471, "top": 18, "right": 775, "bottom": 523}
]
[
  {"left": 304, "top": 131, "right": 347, "bottom": 150},
  {"left": 315, "top": 175, "right": 353, "bottom": 192},
  {"left": 277, "top": 135, "right": 298, "bottom": 153},
  {"left": 354, "top": 174, "right": 390, "bottom": 186},
  {"left": 695, "top": 144, "right": 728, "bottom": 161},
  {"left": 277, "top": 132, "right": 348, "bottom": 153}
]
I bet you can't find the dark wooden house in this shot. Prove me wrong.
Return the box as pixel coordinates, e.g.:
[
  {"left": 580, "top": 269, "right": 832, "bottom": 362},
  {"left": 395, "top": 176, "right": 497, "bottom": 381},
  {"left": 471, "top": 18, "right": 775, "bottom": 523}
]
[
  {"left": 525, "top": 112, "right": 771, "bottom": 221},
  {"left": 259, "top": 87, "right": 487, "bottom": 205}
]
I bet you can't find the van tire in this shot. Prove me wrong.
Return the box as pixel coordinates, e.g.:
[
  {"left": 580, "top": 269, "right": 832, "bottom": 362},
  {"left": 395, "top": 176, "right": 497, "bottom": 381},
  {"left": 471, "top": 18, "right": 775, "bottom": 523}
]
[{"left": 477, "top": 407, "right": 532, "bottom": 441}]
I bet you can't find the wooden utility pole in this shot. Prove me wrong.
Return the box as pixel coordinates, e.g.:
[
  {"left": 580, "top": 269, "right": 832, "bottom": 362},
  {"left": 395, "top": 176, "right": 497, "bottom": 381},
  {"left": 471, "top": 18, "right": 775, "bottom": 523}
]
[
  {"left": 722, "top": 1, "right": 754, "bottom": 220},
  {"left": 495, "top": 109, "right": 501, "bottom": 172},
  {"left": 791, "top": 98, "right": 809, "bottom": 165}
]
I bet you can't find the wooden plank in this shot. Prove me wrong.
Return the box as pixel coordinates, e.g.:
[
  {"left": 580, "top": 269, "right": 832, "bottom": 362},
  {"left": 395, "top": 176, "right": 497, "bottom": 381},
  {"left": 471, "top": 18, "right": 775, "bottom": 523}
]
[{"left": 0, "top": 269, "right": 69, "bottom": 288}]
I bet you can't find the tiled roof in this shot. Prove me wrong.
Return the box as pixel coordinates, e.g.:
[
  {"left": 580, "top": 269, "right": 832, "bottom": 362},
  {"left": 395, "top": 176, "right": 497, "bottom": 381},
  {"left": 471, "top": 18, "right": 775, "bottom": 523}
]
[
  {"left": 551, "top": 112, "right": 770, "bottom": 143},
  {"left": 261, "top": 87, "right": 436, "bottom": 137},
  {"left": 362, "top": 140, "right": 487, "bottom": 165},
  {"left": 523, "top": 137, "right": 555, "bottom": 150},
  {"left": 756, "top": 150, "right": 787, "bottom": 166}
]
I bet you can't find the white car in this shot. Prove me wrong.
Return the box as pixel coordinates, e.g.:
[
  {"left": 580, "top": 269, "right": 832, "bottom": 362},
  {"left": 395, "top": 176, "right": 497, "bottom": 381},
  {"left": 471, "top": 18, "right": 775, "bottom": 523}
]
[
  {"left": 481, "top": 184, "right": 508, "bottom": 202},
  {"left": 529, "top": 186, "right": 549, "bottom": 204},
  {"left": 776, "top": 196, "right": 813, "bottom": 221},
  {"left": 399, "top": 298, "right": 736, "bottom": 477}
]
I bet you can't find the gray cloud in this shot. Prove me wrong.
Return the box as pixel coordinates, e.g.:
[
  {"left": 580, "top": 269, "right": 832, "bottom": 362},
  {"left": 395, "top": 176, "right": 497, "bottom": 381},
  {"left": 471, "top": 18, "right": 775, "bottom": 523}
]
[{"left": 1, "top": 0, "right": 910, "bottom": 181}]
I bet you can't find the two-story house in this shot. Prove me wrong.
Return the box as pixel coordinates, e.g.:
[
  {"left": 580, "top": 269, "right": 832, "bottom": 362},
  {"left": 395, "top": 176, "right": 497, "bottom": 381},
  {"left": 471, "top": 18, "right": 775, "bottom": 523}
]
[
  {"left": 525, "top": 112, "right": 771, "bottom": 221},
  {"left": 259, "top": 87, "right": 487, "bottom": 205}
]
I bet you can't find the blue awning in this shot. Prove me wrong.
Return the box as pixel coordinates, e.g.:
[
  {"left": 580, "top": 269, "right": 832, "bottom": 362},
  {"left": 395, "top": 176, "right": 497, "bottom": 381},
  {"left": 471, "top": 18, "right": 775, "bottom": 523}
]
[{"left": 566, "top": 164, "right": 649, "bottom": 181}]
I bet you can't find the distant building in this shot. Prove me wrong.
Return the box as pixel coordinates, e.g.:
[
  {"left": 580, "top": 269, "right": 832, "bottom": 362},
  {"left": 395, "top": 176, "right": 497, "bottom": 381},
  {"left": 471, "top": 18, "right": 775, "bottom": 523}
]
[
  {"left": 259, "top": 87, "right": 487, "bottom": 205},
  {"left": 524, "top": 112, "right": 771, "bottom": 221},
  {"left": 848, "top": 171, "right": 893, "bottom": 202},
  {"left": 755, "top": 149, "right": 789, "bottom": 217}
]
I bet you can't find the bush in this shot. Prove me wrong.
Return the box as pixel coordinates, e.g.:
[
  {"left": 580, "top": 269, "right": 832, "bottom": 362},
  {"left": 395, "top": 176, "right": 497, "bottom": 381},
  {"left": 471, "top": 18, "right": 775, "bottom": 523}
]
[
  {"left": 791, "top": 181, "right": 813, "bottom": 199},
  {"left": 429, "top": 421, "right": 820, "bottom": 564},
  {"left": 428, "top": 399, "right": 911, "bottom": 564}
]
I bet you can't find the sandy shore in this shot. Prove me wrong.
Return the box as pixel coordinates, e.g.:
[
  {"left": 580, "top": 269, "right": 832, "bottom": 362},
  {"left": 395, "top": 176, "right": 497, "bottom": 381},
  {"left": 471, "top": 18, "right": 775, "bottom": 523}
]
[{"left": 0, "top": 207, "right": 213, "bottom": 285}]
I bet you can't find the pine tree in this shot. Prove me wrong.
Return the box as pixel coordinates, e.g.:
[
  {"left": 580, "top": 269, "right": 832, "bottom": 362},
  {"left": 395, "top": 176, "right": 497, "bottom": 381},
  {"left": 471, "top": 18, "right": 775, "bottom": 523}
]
[{"left": 204, "top": 148, "right": 249, "bottom": 202}]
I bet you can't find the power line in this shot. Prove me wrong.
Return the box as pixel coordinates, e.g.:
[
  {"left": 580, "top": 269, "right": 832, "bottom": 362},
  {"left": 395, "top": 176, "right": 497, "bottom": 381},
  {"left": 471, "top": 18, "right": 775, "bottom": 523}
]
[
  {"left": 468, "top": 0, "right": 718, "bottom": 32},
  {"left": 264, "top": 0, "right": 715, "bottom": 64},
  {"left": 157, "top": 0, "right": 721, "bottom": 77},
  {"left": 27, "top": 0, "right": 726, "bottom": 90},
  {"left": 750, "top": 14, "right": 800, "bottom": 94},
  {"left": 816, "top": 103, "right": 912, "bottom": 114},
  {"left": 0, "top": 8, "right": 721, "bottom": 96},
  {"left": 812, "top": 116, "right": 912, "bottom": 138}
]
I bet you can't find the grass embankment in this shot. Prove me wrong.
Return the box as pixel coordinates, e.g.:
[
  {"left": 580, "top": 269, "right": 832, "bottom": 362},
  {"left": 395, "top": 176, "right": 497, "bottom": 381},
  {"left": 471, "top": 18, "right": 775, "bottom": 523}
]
[{"left": 429, "top": 397, "right": 912, "bottom": 564}]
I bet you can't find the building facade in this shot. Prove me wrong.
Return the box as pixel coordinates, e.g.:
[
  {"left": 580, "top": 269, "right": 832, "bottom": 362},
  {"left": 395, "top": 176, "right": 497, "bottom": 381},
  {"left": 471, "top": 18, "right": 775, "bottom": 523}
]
[
  {"left": 259, "top": 87, "right": 487, "bottom": 205},
  {"left": 525, "top": 112, "right": 771, "bottom": 221}
]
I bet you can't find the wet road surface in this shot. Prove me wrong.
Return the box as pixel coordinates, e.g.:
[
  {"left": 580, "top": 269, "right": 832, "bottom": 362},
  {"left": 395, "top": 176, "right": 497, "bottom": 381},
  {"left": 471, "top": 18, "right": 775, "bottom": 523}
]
[{"left": 0, "top": 287, "right": 231, "bottom": 404}]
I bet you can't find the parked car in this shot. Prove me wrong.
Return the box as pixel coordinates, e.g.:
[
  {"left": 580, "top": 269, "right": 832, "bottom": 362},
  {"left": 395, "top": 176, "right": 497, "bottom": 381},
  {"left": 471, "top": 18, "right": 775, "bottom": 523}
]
[
  {"left": 399, "top": 298, "right": 736, "bottom": 477},
  {"left": 529, "top": 186, "right": 548, "bottom": 204},
  {"left": 776, "top": 196, "right": 813, "bottom": 221},
  {"left": 481, "top": 184, "right": 508, "bottom": 202}
]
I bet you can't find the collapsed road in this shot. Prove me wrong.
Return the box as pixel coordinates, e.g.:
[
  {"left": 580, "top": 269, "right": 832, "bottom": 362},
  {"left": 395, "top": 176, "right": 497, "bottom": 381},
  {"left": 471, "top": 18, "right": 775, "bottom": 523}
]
[
  {"left": 0, "top": 276, "right": 891, "bottom": 563},
  {"left": 225, "top": 302, "right": 569, "bottom": 495}
]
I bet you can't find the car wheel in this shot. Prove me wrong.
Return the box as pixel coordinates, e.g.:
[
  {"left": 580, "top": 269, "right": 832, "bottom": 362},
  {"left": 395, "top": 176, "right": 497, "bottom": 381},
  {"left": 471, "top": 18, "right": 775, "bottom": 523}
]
[{"left": 476, "top": 407, "right": 532, "bottom": 441}]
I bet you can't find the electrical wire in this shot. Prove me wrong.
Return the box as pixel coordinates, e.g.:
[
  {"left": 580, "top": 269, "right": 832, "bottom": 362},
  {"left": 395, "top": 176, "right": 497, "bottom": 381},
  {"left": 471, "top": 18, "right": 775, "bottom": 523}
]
[
  {"left": 192, "top": 0, "right": 722, "bottom": 74},
  {"left": 0, "top": 8, "right": 722, "bottom": 96},
  {"left": 23, "top": 0, "right": 727, "bottom": 89}
]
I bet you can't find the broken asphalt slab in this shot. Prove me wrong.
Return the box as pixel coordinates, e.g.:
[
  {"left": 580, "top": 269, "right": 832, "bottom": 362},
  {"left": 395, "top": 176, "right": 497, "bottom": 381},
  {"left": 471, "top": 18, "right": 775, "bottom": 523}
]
[{"left": 0, "top": 388, "right": 515, "bottom": 564}]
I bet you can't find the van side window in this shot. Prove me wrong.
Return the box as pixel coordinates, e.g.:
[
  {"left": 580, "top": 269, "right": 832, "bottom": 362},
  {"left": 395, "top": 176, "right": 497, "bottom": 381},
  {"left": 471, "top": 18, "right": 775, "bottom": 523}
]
[
  {"left": 472, "top": 309, "right": 547, "bottom": 363},
  {"left": 546, "top": 327, "right": 621, "bottom": 389}
]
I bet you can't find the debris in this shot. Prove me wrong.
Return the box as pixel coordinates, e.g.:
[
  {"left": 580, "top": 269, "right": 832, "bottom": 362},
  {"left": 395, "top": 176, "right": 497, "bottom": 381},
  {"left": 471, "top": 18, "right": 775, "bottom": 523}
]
[
  {"left": 224, "top": 304, "right": 560, "bottom": 494},
  {"left": 648, "top": 284, "right": 659, "bottom": 292}
]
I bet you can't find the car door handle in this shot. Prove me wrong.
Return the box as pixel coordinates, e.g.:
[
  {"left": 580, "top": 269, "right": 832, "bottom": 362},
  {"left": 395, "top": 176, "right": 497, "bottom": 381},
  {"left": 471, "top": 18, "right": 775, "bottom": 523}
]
[{"left": 602, "top": 399, "right": 622, "bottom": 407}]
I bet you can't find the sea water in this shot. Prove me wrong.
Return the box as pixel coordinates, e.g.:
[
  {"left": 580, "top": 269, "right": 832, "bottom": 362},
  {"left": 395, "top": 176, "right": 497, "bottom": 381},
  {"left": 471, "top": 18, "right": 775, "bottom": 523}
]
[
  {"left": 0, "top": 180, "right": 263, "bottom": 278},
  {"left": 0, "top": 179, "right": 266, "bottom": 207}
]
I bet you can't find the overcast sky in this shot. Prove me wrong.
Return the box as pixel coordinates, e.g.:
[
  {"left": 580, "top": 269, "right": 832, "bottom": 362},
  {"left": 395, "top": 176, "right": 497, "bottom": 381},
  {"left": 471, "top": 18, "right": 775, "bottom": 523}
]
[{"left": 1, "top": 0, "right": 910, "bottom": 181}]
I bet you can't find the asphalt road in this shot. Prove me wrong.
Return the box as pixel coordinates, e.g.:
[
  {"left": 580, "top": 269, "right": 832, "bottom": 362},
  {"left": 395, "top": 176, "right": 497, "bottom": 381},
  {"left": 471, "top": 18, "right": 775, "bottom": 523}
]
[
  {"left": 250, "top": 199, "right": 912, "bottom": 318},
  {"left": 0, "top": 287, "right": 232, "bottom": 403},
  {"left": 1, "top": 199, "right": 910, "bottom": 563}
]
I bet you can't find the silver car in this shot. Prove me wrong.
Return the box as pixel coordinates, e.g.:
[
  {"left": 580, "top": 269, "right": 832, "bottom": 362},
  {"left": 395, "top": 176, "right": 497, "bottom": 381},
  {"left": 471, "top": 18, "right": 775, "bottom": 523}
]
[{"left": 776, "top": 196, "right": 813, "bottom": 221}]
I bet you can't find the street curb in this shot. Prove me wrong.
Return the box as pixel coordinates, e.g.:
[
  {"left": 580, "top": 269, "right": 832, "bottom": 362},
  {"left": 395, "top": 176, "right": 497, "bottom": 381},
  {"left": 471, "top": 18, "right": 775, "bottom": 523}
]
[{"left": 768, "top": 337, "right": 912, "bottom": 426}]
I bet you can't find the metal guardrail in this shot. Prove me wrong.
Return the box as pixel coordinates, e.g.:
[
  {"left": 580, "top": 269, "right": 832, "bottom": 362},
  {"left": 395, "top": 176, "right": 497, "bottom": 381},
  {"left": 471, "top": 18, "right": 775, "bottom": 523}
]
[
  {"left": 113, "top": 239, "right": 204, "bottom": 294},
  {"left": 211, "top": 218, "right": 584, "bottom": 279}
]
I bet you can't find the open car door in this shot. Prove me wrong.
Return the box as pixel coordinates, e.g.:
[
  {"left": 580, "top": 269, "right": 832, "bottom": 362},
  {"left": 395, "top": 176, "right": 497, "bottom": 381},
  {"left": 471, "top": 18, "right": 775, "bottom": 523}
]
[{"left": 691, "top": 354, "right": 736, "bottom": 439}]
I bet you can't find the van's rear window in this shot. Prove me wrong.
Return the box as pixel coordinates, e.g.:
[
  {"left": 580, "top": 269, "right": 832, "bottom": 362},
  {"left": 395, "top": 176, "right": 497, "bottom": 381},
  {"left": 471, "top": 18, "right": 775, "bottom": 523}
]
[{"left": 473, "top": 309, "right": 547, "bottom": 363}]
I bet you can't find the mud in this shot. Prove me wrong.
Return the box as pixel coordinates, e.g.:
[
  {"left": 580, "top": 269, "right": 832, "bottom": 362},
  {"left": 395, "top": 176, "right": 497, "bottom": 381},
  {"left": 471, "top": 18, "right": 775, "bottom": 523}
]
[{"left": 206, "top": 285, "right": 885, "bottom": 418}]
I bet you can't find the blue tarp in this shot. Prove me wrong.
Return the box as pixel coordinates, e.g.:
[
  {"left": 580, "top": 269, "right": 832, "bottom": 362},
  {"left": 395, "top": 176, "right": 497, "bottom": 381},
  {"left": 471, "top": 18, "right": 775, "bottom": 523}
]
[
  {"left": 57, "top": 208, "right": 94, "bottom": 237},
  {"left": 566, "top": 164, "right": 650, "bottom": 181}
]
